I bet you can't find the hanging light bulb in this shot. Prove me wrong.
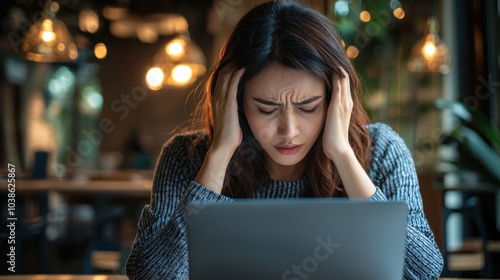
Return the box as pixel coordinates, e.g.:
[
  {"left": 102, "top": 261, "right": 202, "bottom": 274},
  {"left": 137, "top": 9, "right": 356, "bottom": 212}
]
[
  {"left": 40, "top": 19, "right": 56, "bottom": 42},
  {"left": 22, "top": 1, "right": 78, "bottom": 62},
  {"left": 407, "top": 17, "right": 450, "bottom": 74},
  {"left": 145, "top": 67, "right": 165, "bottom": 90},
  {"left": 145, "top": 34, "right": 206, "bottom": 89},
  {"left": 165, "top": 38, "right": 186, "bottom": 58}
]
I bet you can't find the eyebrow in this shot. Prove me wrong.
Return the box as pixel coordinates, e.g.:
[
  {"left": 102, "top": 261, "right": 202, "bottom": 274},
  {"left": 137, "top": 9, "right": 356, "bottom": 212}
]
[{"left": 253, "top": 95, "right": 323, "bottom": 106}]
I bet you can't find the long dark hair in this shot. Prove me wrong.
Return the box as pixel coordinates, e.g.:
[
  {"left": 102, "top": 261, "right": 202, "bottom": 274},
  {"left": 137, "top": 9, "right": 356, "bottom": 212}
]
[{"left": 194, "top": 1, "right": 372, "bottom": 198}]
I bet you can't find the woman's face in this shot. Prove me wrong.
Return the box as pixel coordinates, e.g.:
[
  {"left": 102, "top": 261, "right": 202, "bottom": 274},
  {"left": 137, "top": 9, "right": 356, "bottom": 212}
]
[{"left": 243, "top": 63, "right": 327, "bottom": 180}]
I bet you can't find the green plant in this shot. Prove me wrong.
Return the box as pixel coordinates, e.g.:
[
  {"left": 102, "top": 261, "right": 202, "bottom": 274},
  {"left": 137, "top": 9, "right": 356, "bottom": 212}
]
[{"left": 436, "top": 99, "right": 500, "bottom": 184}]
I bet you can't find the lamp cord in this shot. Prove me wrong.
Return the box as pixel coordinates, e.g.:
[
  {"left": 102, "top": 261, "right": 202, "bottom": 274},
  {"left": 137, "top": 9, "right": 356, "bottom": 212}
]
[{"left": 44, "top": 0, "right": 55, "bottom": 18}]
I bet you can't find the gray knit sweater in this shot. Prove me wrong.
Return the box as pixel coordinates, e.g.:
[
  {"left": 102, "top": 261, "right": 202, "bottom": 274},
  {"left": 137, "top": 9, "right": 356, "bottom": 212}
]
[{"left": 126, "top": 122, "right": 443, "bottom": 279}]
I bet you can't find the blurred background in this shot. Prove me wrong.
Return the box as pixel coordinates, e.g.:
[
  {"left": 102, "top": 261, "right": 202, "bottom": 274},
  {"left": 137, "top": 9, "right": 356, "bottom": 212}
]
[{"left": 0, "top": 0, "right": 499, "bottom": 278}]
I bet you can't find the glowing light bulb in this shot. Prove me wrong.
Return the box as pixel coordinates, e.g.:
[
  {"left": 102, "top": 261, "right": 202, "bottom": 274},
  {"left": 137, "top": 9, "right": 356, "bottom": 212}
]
[
  {"left": 41, "top": 19, "right": 55, "bottom": 42},
  {"left": 407, "top": 17, "right": 450, "bottom": 73},
  {"left": 166, "top": 39, "right": 186, "bottom": 58},
  {"left": 146, "top": 67, "right": 164, "bottom": 90},
  {"left": 171, "top": 64, "right": 193, "bottom": 85},
  {"left": 422, "top": 41, "right": 437, "bottom": 60}
]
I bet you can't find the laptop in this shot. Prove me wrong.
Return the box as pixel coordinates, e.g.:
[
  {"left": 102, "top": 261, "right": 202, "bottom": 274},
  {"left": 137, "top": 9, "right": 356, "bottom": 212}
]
[{"left": 186, "top": 199, "right": 408, "bottom": 280}]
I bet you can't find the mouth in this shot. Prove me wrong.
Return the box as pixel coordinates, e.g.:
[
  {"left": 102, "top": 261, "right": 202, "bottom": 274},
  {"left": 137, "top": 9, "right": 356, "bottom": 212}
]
[{"left": 275, "top": 145, "right": 302, "bottom": 154}]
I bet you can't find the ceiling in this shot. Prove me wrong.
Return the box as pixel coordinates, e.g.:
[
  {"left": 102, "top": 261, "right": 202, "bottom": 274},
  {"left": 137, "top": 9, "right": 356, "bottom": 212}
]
[{"left": 0, "top": 0, "right": 214, "bottom": 53}]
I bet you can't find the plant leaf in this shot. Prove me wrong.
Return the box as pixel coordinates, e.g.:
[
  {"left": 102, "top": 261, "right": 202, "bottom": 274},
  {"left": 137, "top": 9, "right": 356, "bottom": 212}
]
[
  {"left": 469, "top": 111, "right": 500, "bottom": 153},
  {"left": 451, "top": 126, "right": 500, "bottom": 184},
  {"left": 436, "top": 99, "right": 500, "bottom": 153},
  {"left": 435, "top": 99, "right": 472, "bottom": 121}
]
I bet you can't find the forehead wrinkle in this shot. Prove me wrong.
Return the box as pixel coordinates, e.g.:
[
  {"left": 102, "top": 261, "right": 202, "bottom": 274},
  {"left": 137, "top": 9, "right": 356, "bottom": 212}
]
[
  {"left": 245, "top": 64, "right": 324, "bottom": 103},
  {"left": 256, "top": 77, "right": 319, "bottom": 101},
  {"left": 273, "top": 88, "right": 309, "bottom": 103}
]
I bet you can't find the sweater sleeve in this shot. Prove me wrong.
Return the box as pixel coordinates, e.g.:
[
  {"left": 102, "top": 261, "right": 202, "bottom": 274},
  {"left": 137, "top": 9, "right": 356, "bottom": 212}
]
[
  {"left": 367, "top": 123, "right": 443, "bottom": 280},
  {"left": 125, "top": 134, "right": 232, "bottom": 280}
]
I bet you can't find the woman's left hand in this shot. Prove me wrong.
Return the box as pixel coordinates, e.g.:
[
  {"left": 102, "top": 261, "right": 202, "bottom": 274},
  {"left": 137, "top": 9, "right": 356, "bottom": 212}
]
[{"left": 323, "top": 68, "right": 354, "bottom": 160}]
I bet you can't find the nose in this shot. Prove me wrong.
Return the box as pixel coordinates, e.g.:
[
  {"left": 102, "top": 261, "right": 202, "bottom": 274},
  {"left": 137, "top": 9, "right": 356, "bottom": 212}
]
[{"left": 277, "top": 112, "right": 300, "bottom": 140}]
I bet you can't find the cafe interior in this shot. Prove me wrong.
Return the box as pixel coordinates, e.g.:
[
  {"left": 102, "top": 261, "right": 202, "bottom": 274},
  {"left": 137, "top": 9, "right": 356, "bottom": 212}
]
[{"left": 0, "top": 0, "right": 499, "bottom": 278}]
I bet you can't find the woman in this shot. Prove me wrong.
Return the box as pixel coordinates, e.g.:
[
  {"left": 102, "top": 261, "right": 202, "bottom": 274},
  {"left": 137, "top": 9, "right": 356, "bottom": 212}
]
[{"left": 126, "top": 1, "right": 443, "bottom": 279}]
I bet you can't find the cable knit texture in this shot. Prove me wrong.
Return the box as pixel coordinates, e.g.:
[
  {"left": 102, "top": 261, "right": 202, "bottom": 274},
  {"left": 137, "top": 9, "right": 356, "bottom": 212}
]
[{"left": 126, "top": 122, "right": 443, "bottom": 279}]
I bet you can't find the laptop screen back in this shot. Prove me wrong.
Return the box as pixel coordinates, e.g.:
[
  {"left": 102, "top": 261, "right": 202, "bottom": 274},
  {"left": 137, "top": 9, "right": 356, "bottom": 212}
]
[{"left": 187, "top": 199, "right": 408, "bottom": 280}]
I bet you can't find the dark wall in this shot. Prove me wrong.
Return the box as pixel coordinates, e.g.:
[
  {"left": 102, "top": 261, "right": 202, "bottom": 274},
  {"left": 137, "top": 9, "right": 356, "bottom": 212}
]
[{"left": 454, "top": 0, "right": 499, "bottom": 118}]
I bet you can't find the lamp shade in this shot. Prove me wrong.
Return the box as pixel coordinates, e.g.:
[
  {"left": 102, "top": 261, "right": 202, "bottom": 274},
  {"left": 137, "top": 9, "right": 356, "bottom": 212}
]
[
  {"left": 145, "top": 34, "right": 206, "bottom": 89},
  {"left": 22, "top": 17, "right": 78, "bottom": 62}
]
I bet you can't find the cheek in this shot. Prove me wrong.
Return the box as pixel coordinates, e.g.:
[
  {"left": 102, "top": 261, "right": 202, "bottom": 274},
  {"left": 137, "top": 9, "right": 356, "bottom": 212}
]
[
  {"left": 246, "top": 113, "right": 275, "bottom": 145},
  {"left": 305, "top": 112, "right": 326, "bottom": 136},
  {"left": 255, "top": 126, "right": 275, "bottom": 145}
]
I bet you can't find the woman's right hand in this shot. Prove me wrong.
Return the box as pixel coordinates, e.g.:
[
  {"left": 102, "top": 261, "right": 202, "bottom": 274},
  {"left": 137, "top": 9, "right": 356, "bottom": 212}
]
[
  {"left": 195, "top": 68, "right": 244, "bottom": 194},
  {"left": 210, "top": 67, "right": 245, "bottom": 155}
]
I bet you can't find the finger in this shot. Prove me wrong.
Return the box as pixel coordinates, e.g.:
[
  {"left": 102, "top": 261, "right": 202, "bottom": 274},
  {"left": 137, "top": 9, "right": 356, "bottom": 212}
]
[
  {"left": 338, "top": 67, "right": 348, "bottom": 78},
  {"left": 226, "top": 68, "right": 245, "bottom": 104},
  {"left": 339, "top": 68, "right": 352, "bottom": 109},
  {"left": 331, "top": 71, "right": 342, "bottom": 108},
  {"left": 339, "top": 67, "right": 350, "bottom": 92},
  {"left": 335, "top": 68, "right": 351, "bottom": 107},
  {"left": 216, "top": 71, "right": 231, "bottom": 103},
  {"left": 215, "top": 64, "right": 235, "bottom": 99}
]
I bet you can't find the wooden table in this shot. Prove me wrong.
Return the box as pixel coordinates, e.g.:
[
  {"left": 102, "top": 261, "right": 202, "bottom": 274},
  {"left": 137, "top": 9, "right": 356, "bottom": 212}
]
[
  {"left": 0, "top": 179, "right": 153, "bottom": 274},
  {"left": 0, "top": 179, "right": 152, "bottom": 196}
]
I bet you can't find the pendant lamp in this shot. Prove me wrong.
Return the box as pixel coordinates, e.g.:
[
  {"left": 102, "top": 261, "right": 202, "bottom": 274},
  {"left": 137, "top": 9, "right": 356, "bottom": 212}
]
[
  {"left": 22, "top": 1, "right": 78, "bottom": 62},
  {"left": 407, "top": 17, "right": 450, "bottom": 74},
  {"left": 145, "top": 34, "right": 206, "bottom": 89}
]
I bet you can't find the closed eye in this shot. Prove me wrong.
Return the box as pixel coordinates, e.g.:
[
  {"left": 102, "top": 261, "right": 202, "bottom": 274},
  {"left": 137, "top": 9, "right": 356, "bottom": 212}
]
[
  {"left": 300, "top": 107, "right": 318, "bottom": 114},
  {"left": 258, "top": 109, "right": 277, "bottom": 115}
]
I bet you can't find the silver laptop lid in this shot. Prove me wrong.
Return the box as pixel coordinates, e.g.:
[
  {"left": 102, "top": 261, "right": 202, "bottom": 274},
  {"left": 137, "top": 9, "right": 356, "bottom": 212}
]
[{"left": 187, "top": 199, "right": 407, "bottom": 280}]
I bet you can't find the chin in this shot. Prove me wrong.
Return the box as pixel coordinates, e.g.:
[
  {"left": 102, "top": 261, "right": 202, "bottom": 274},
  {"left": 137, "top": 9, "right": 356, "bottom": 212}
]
[{"left": 268, "top": 152, "right": 307, "bottom": 167}]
